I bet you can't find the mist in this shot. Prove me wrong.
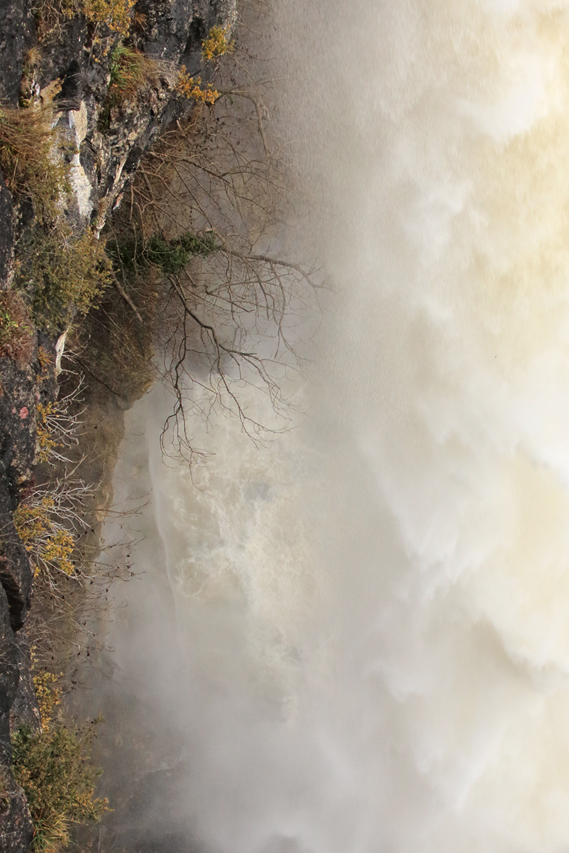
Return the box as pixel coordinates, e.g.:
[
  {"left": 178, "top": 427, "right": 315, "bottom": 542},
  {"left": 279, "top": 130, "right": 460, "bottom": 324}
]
[{"left": 90, "top": 2, "right": 569, "bottom": 852}]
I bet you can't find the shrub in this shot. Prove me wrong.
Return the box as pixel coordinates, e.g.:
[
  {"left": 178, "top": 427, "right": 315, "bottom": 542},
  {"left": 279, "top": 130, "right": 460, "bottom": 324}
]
[
  {"left": 34, "top": 0, "right": 135, "bottom": 42},
  {"left": 14, "top": 475, "right": 93, "bottom": 581},
  {"left": 32, "top": 666, "right": 62, "bottom": 728},
  {"left": 0, "top": 106, "right": 70, "bottom": 224},
  {"left": 20, "top": 47, "right": 43, "bottom": 107},
  {"left": 74, "top": 243, "right": 158, "bottom": 404},
  {"left": 176, "top": 70, "right": 219, "bottom": 105},
  {"left": 175, "top": 25, "right": 233, "bottom": 105},
  {"left": 17, "top": 226, "right": 111, "bottom": 333},
  {"left": 36, "top": 403, "right": 60, "bottom": 464},
  {"left": 14, "top": 496, "right": 76, "bottom": 578},
  {"left": 35, "top": 383, "right": 85, "bottom": 465},
  {"left": 11, "top": 721, "right": 108, "bottom": 853},
  {"left": 145, "top": 235, "right": 190, "bottom": 274},
  {"left": 81, "top": 0, "right": 136, "bottom": 37}
]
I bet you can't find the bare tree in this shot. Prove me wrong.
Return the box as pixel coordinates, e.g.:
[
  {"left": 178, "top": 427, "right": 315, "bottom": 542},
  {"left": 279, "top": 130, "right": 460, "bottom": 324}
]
[{"left": 108, "top": 11, "right": 321, "bottom": 463}]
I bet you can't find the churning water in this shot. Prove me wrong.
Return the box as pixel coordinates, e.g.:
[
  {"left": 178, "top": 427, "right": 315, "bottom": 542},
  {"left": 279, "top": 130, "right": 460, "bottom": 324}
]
[{"left": 105, "top": 2, "right": 569, "bottom": 852}]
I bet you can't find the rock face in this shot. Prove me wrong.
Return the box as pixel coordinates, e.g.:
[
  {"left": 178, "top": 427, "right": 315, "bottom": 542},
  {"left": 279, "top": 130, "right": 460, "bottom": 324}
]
[
  {"left": 0, "top": 314, "right": 45, "bottom": 853},
  {"left": 44, "top": 0, "right": 236, "bottom": 231},
  {"left": 0, "top": 0, "right": 235, "bottom": 847},
  {"left": 0, "top": 584, "right": 33, "bottom": 853},
  {"left": 0, "top": 0, "right": 32, "bottom": 106}
]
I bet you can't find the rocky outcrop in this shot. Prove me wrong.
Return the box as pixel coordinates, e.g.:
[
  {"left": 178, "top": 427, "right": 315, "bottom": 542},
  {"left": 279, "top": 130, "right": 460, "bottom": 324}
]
[{"left": 42, "top": 0, "right": 236, "bottom": 232}]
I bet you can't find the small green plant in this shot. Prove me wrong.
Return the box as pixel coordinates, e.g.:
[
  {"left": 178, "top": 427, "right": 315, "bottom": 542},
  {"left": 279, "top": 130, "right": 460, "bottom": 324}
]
[
  {"left": 0, "top": 308, "right": 17, "bottom": 340},
  {"left": 17, "top": 226, "right": 111, "bottom": 332},
  {"left": 0, "top": 105, "right": 70, "bottom": 224},
  {"left": 107, "top": 44, "right": 157, "bottom": 105},
  {"left": 107, "top": 230, "right": 218, "bottom": 276},
  {"left": 12, "top": 721, "right": 108, "bottom": 853},
  {"left": 99, "top": 44, "right": 160, "bottom": 130}
]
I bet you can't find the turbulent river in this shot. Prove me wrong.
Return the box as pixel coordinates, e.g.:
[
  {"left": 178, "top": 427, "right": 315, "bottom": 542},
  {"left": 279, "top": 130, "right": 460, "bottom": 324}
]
[{"left": 101, "top": 2, "right": 569, "bottom": 851}]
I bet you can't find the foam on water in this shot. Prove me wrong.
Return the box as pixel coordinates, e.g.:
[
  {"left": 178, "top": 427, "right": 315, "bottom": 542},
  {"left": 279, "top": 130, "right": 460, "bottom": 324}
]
[{"left": 106, "top": 2, "right": 569, "bottom": 851}]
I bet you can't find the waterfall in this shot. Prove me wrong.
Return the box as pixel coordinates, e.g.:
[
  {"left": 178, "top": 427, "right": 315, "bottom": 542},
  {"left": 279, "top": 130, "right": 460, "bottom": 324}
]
[{"left": 103, "top": 2, "right": 569, "bottom": 851}]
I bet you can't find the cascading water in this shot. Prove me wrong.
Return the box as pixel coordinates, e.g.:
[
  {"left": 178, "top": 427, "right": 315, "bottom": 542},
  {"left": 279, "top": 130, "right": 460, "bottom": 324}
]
[{"left": 102, "top": 2, "right": 569, "bottom": 851}]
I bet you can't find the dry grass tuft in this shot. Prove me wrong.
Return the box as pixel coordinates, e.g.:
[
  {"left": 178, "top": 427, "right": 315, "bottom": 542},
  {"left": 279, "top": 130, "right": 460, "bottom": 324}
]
[
  {"left": 0, "top": 105, "right": 69, "bottom": 224},
  {"left": 0, "top": 291, "right": 34, "bottom": 364}
]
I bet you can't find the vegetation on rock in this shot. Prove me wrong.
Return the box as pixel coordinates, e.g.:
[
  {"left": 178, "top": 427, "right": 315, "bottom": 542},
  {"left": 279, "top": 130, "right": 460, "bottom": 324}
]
[
  {"left": 18, "top": 227, "right": 112, "bottom": 333},
  {"left": 0, "top": 105, "right": 70, "bottom": 225},
  {"left": 12, "top": 718, "right": 107, "bottom": 853},
  {"left": 0, "top": 292, "right": 34, "bottom": 362},
  {"left": 0, "top": 7, "right": 319, "bottom": 852},
  {"left": 107, "top": 229, "right": 218, "bottom": 276},
  {"left": 34, "top": 0, "right": 136, "bottom": 43},
  {"left": 107, "top": 43, "right": 160, "bottom": 106},
  {"left": 10, "top": 654, "right": 107, "bottom": 853}
]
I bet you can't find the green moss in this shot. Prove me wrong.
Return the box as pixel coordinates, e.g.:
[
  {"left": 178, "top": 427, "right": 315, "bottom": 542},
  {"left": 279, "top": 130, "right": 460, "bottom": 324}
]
[
  {"left": 107, "top": 230, "right": 218, "bottom": 276},
  {"left": 16, "top": 227, "right": 112, "bottom": 333}
]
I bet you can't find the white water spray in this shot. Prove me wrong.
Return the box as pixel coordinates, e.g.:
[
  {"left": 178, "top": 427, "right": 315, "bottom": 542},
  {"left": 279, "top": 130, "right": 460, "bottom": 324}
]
[{"left": 106, "top": 2, "right": 569, "bottom": 851}]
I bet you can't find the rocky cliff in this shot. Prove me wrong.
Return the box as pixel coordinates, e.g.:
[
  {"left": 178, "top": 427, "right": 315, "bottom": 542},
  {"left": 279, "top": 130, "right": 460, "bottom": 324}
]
[{"left": 0, "top": 0, "right": 235, "bottom": 847}]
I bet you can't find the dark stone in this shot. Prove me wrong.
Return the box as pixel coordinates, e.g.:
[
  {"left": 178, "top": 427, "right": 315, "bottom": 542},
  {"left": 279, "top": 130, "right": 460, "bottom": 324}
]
[
  {"left": 0, "top": 0, "right": 33, "bottom": 105},
  {"left": 0, "top": 586, "right": 19, "bottom": 764},
  {"left": 0, "top": 353, "right": 38, "bottom": 507},
  {"left": 0, "top": 175, "right": 14, "bottom": 287},
  {"left": 0, "top": 780, "right": 34, "bottom": 853},
  {"left": 0, "top": 478, "right": 33, "bottom": 632},
  {"left": 10, "top": 635, "right": 40, "bottom": 732},
  {"left": 0, "top": 346, "right": 38, "bottom": 630},
  {"left": 123, "top": 146, "right": 143, "bottom": 175},
  {"left": 37, "top": 15, "right": 88, "bottom": 95},
  {"left": 0, "top": 588, "right": 32, "bottom": 853},
  {"left": 57, "top": 58, "right": 83, "bottom": 110},
  {"left": 0, "top": 561, "right": 31, "bottom": 634}
]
